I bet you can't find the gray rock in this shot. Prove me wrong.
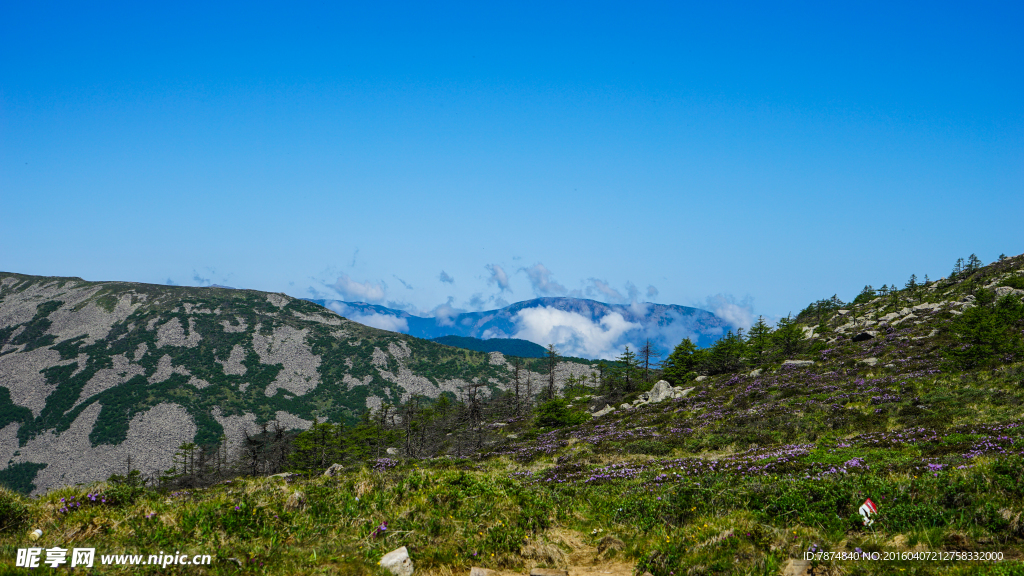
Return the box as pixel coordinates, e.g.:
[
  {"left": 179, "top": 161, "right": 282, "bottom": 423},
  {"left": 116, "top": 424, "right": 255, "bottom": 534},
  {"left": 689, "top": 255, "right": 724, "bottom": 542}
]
[
  {"left": 322, "top": 463, "right": 345, "bottom": 477},
  {"left": 995, "top": 286, "right": 1024, "bottom": 299},
  {"left": 386, "top": 447, "right": 399, "bottom": 456},
  {"left": 782, "top": 360, "right": 814, "bottom": 367},
  {"left": 892, "top": 314, "right": 917, "bottom": 326},
  {"left": 469, "top": 568, "right": 497, "bottom": 576},
  {"left": 858, "top": 357, "right": 879, "bottom": 367},
  {"left": 647, "top": 380, "right": 675, "bottom": 403},
  {"left": 749, "top": 369, "right": 762, "bottom": 378},
  {"left": 836, "top": 309, "right": 850, "bottom": 316},
  {"left": 619, "top": 403, "right": 632, "bottom": 410},
  {"left": 380, "top": 546, "right": 414, "bottom": 576},
  {"left": 673, "top": 387, "right": 695, "bottom": 398},
  {"left": 592, "top": 404, "right": 615, "bottom": 418},
  {"left": 694, "top": 375, "right": 707, "bottom": 382}
]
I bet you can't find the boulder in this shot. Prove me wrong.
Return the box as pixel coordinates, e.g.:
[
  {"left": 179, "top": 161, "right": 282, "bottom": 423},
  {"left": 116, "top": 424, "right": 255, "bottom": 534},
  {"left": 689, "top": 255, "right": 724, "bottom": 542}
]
[
  {"left": 852, "top": 331, "right": 877, "bottom": 342},
  {"left": 386, "top": 447, "right": 399, "bottom": 456},
  {"left": 469, "top": 568, "right": 496, "bottom": 576},
  {"left": 782, "top": 360, "right": 814, "bottom": 367},
  {"left": 694, "top": 375, "right": 707, "bottom": 382},
  {"left": 858, "top": 357, "right": 879, "bottom": 367},
  {"left": 648, "top": 380, "right": 675, "bottom": 403},
  {"left": 592, "top": 404, "right": 615, "bottom": 418},
  {"left": 530, "top": 570, "right": 568, "bottom": 576},
  {"left": 880, "top": 312, "right": 899, "bottom": 322},
  {"left": 619, "top": 403, "right": 632, "bottom": 410},
  {"left": 380, "top": 546, "right": 414, "bottom": 576},
  {"left": 673, "top": 387, "right": 694, "bottom": 399},
  {"left": 995, "top": 286, "right": 1024, "bottom": 298},
  {"left": 322, "top": 463, "right": 345, "bottom": 478},
  {"left": 749, "top": 369, "right": 762, "bottom": 378},
  {"left": 802, "top": 326, "right": 816, "bottom": 339}
]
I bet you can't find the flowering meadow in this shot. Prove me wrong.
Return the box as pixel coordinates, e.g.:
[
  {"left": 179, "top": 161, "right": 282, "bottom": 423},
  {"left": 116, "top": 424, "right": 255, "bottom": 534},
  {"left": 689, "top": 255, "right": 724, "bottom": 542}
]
[{"left": 1, "top": 259, "right": 1024, "bottom": 574}]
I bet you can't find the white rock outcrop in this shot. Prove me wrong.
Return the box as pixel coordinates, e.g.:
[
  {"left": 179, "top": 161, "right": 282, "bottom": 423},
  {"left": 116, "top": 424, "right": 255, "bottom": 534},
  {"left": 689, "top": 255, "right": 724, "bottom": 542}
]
[{"left": 380, "top": 546, "right": 414, "bottom": 576}]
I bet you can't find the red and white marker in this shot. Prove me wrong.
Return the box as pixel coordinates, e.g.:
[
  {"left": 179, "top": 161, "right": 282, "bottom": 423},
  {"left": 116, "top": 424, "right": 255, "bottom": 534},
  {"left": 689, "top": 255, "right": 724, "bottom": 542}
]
[{"left": 859, "top": 498, "right": 877, "bottom": 526}]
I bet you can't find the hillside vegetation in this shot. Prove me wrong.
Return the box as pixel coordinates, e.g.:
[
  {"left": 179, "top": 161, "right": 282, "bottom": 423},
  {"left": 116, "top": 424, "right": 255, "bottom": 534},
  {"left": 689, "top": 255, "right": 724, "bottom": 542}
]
[
  {"left": 2, "top": 254, "right": 1024, "bottom": 575},
  {"left": 0, "top": 274, "right": 593, "bottom": 494}
]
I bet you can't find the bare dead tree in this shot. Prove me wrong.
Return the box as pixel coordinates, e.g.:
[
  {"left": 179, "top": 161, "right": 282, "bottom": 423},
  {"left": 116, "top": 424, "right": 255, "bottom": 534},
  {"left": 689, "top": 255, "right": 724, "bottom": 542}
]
[
  {"left": 546, "top": 344, "right": 559, "bottom": 399},
  {"left": 637, "top": 339, "right": 664, "bottom": 385}
]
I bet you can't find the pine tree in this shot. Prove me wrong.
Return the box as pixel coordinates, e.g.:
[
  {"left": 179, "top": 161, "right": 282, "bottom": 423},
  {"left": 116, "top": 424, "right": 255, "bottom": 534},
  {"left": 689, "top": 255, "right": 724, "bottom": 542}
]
[
  {"left": 952, "top": 258, "right": 965, "bottom": 280},
  {"left": 773, "top": 315, "right": 804, "bottom": 357},
  {"left": 745, "top": 316, "right": 773, "bottom": 365},
  {"left": 967, "top": 254, "right": 983, "bottom": 275},
  {"left": 616, "top": 345, "right": 639, "bottom": 393},
  {"left": 662, "top": 338, "right": 697, "bottom": 384},
  {"left": 545, "top": 344, "right": 559, "bottom": 399}
]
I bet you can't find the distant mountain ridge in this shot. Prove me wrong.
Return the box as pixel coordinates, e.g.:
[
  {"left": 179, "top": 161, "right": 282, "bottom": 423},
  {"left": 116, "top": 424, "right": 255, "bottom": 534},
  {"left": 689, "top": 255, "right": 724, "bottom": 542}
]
[
  {"left": 432, "top": 336, "right": 548, "bottom": 358},
  {"left": 305, "top": 296, "right": 731, "bottom": 357}
]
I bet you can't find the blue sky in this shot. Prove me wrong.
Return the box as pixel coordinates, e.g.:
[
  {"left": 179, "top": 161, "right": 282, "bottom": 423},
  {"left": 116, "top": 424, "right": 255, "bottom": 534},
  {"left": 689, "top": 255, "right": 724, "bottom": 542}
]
[{"left": 2, "top": 2, "right": 1022, "bottom": 330}]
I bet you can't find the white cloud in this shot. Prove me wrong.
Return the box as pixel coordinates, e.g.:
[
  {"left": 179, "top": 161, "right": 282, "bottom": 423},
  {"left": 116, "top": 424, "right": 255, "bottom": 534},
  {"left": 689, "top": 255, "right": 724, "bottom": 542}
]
[
  {"left": 584, "top": 278, "right": 625, "bottom": 303},
  {"left": 430, "top": 297, "right": 465, "bottom": 327},
  {"left": 438, "top": 270, "right": 454, "bottom": 284},
  {"left": 626, "top": 281, "right": 640, "bottom": 302},
  {"left": 323, "top": 301, "right": 409, "bottom": 333},
  {"left": 328, "top": 274, "right": 387, "bottom": 303},
  {"left": 513, "top": 307, "right": 642, "bottom": 359},
  {"left": 350, "top": 313, "right": 409, "bottom": 333},
  {"left": 521, "top": 263, "right": 567, "bottom": 297},
  {"left": 485, "top": 264, "right": 511, "bottom": 292},
  {"left": 704, "top": 294, "right": 755, "bottom": 331}
]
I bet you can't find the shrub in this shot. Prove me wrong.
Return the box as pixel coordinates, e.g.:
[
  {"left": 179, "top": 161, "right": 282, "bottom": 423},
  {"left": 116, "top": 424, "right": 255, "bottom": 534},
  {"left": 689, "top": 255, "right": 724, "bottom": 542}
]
[{"left": 535, "top": 398, "right": 590, "bottom": 429}]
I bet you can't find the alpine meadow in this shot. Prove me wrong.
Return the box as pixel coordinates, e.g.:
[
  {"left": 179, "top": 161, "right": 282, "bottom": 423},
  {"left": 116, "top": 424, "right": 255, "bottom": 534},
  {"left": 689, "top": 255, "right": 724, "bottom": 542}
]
[{"left": 1, "top": 253, "right": 1024, "bottom": 574}]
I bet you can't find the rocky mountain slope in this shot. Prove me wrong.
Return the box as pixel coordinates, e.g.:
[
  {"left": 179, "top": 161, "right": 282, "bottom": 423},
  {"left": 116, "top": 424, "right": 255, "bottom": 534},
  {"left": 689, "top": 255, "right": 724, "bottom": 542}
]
[{"left": 0, "top": 273, "right": 594, "bottom": 494}]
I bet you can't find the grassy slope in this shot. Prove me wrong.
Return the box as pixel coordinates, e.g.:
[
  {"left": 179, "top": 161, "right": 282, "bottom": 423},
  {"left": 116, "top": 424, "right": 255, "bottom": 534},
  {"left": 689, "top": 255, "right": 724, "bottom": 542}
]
[{"left": 3, "top": 262, "right": 1024, "bottom": 574}]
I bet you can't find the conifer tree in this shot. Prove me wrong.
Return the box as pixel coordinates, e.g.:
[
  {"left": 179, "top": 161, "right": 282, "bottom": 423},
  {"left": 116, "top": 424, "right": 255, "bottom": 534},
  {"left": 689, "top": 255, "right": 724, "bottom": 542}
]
[
  {"left": 662, "top": 338, "right": 697, "bottom": 384},
  {"left": 745, "top": 316, "right": 773, "bottom": 365},
  {"left": 545, "top": 344, "right": 559, "bottom": 399}
]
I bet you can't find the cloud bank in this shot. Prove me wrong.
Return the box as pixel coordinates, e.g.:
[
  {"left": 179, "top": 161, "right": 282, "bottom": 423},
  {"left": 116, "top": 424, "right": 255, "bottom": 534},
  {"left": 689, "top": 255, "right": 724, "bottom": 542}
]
[
  {"left": 513, "top": 307, "right": 642, "bottom": 359},
  {"left": 329, "top": 274, "right": 387, "bottom": 303},
  {"left": 324, "top": 301, "right": 409, "bottom": 333},
  {"left": 522, "top": 263, "right": 567, "bottom": 297}
]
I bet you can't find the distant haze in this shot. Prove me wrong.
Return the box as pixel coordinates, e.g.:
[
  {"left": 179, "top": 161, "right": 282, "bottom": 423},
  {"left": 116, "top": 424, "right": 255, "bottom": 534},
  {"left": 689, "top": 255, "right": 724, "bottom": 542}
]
[{"left": 309, "top": 297, "right": 731, "bottom": 360}]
